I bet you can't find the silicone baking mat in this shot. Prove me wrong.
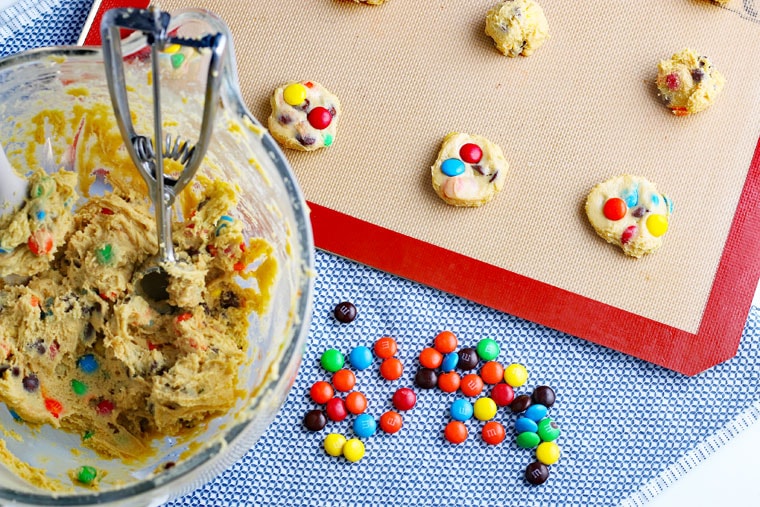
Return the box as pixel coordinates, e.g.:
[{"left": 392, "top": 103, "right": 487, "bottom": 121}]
[{"left": 82, "top": 0, "right": 760, "bottom": 374}]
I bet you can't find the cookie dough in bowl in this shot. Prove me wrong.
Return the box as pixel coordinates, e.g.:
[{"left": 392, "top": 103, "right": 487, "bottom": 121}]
[
  {"left": 585, "top": 175, "right": 673, "bottom": 258},
  {"left": 431, "top": 132, "right": 509, "bottom": 207},
  {"left": 485, "top": 0, "right": 550, "bottom": 57},
  {"left": 0, "top": 8, "right": 313, "bottom": 504},
  {"left": 656, "top": 48, "right": 725, "bottom": 116}
]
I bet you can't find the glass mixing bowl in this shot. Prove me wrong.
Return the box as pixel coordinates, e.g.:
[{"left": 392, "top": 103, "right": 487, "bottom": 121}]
[{"left": 0, "top": 8, "right": 313, "bottom": 506}]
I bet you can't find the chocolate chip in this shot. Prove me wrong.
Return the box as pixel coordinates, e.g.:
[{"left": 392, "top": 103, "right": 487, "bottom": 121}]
[
  {"left": 11, "top": 367, "right": 19, "bottom": 377},
  {"left": 297, "top": 98, "right": 311, "bottom": 111},
  {"left": 82, "top": 323, "right": 95, "bottom": 341},
  {"left": 333, "top": 301, "right": 357, "bottom": 323},
  {"left": 472, "top": 165, "right": 486, "bottom": 175},
  {"left": 296, "top": 134, "right": 316, "bottom": 146},
  {"left": 414, "top": 368, "right": 438, "bottom": 389},
  {"left": 164, "top": 462, "right": 176, "bottom": 470},
  {"left": 303, "top": 409, "right": 327, "bottom": 431},
  {"left": 278, "top": 114, "right": 292, "bottom": 125},
  {"left": 457, "top": 348, "right": 479, "bottom": 370},
  {"left": 489, "top": 171, "right": 499, "bottom": 183},
  {"left": 22, "top": 373, "right": 39, "bottom": 393},
  {"left": 691, "top": 68, "right": 705, "bottom": 83},
  {"left": 31, "top": 339, "right": 45, "bottom": 355},
  {"left": 220, "top": 290, "right": 240, "bottom": 309},
  {"left": 531, "top": 385, "right": 556, "bottom": 408},
  {"left": 510, "top": 394, "right": 532, "bottom": 413},
  {"left": 632, "top": 206, "right": 646, "bottom": 218},
  {"left": 525, "top": 461, "right": 549, "bottom": 485},
  {"left": 328, "top": 106, "right": 337, "bottom": 117},
  {"left": 0, "top": 365, "right": 9, "bottom": 378}
]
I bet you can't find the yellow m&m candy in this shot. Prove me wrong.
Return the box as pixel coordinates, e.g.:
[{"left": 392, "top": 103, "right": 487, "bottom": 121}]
[
  {"left": 504, "top": 363, "right": 528, "bottom": 387},
  {"left": 323, "top": 433, "right": 346, "bottom": 457},
  {"left": 342, "top": 438, "right": 365, "bottom": 463},
  {"left": 536, "top": 441, "right": 561, "bottom": 465},
  {"left": 646, "top": 214, "right": 669, "bottom": 237},
  {"left": 283, "top": 83, "right": 307, "bottom": 106}
]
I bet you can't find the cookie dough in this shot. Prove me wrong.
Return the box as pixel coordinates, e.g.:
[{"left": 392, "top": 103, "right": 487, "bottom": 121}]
[
  {"left": 431, "top": 132, "right": 509, "bottom": 207},
  {"left": 485, "top": 0, "right": 550, "bottom": 57},
  {"left": 656, "top": 48, "right": 725, "bottom": 116},
  {"left": 268, "top": 80, "right": 341, "bottom": 151},
  {"left": 585, "top": 175, "right": 673, "bottom": 258},
  {"left": 0, "top": 167, "right": 276, "bottom": 463}
]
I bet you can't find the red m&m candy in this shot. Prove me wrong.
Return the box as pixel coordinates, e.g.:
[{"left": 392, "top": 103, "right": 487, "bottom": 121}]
[
  {"left": 307, "top": 107, "right": 332, "bottom": 130},
  {"left": 603, "top": 198, "right": 627, "bottom": 221},
  {"left": 392, "top": 388, "right": 417, "bottom": 411},
  {"left": 459, "top": 143, "right": 483, "bottom": 164}
]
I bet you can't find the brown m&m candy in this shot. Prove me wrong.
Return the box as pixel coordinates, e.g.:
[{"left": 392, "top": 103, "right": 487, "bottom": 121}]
[
  {"left": 531, "top": 385, "right": 556, "bottom": 407},
  {"left": 333, "top": 301, "right": 357, "bottom": 323},
  {"left": 510, "top": 394, "right": 532, "bottom": 414},
  {"left": 457, "top": 347, "right": 479, "bottom": 370},
  {"left": 415, "top": 368, "right": 438, "bottom": 389},
  {"left": 303, "top": 409, "right": 327, "bottom": 431},
  {"left": 525, "top": 461, "right": 549, "bottom": 485}
]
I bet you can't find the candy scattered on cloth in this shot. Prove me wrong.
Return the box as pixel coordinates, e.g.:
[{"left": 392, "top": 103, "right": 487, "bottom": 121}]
[{"left": 164, "top": 251, "right": 760, "bottom": 506}]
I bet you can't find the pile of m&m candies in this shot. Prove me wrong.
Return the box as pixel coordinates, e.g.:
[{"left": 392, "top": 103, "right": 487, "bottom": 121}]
[
  {"left": 414, "top": 331, "right": 561, "bottom": 485},
  {"left": 304, "top": 306, "right": 419, "bottom": 463}
]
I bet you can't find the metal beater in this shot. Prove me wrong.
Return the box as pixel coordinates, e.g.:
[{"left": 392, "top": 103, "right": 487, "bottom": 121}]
[{"left": 100, "top": 6, "right": 227, "bottom": 301}]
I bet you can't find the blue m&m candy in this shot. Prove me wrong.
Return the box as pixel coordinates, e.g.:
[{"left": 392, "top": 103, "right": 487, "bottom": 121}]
[
  {"left": 77, "top": 354, "right": 99, "bottom": 374},
  {"left": 524, "top": 404, "right": 548, "bottom": 422},
  {"left": 450, "top": 399, "right": 473, "bottom": 421},
  {"left": 349, "top": 346, "right": 373, "bottom": 370},
  {"left": 353, "top": 413, "right": 377, "bottom": 439},
  {"left": 515, "top": 417, "right": 538, "bottom": 434},
  {"left": 440, "top": 352, "right": 459, "bottom": 372},
  {"left": 441, "top": 158, "right": 465, "bottom": 177}
]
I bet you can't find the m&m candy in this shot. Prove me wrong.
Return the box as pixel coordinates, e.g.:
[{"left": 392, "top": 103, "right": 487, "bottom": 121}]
[
  {"left": 379, "top": 411, "right": 403, "bottom": 434},
  {"left": 504, "top": 363, "right": 528, "bottom": 387},
  {"left": 536, "top": 441, "right": 561, "bottom": 465},
  {"left": 345, "top": 391, "right": 368, "bottom": 415},
  {"left": 392, "top": 388, "right": 417, "bottom": 411},
  {"left": 283, "top": 83, "right": 307, "bottom": 106},
  {"left": 320, "top": 349, "right": 345, "bottom": 373},
  {"left": 444, "top": 420, "right": 468, "bottom": 444},
  {"left": 353, "top": 414, "right": 377, "bottom": 439},
  {"left": 437, "top": 371, "right": 461, "bottom": 393},
  {"left": 374, "top": 337, "right": 398, "bottom": 359},
  {"left": 450, "top": 399, "right": 474, "bottom": 421},
  {"left": 419, "top": 347, "right": 443, "bottom": 369},
  {"left": 524, "top": 404, "right": 548, "bottom": 422},
  {"left": 441, "top": 158, "right": 465, "bottom": 177},
  {"left": 460, "top": 374, "right": 484, "bottom": 397},
  {"left": 380, "top": 357, "right": 403, "bottom": 381},
  {"left": 473, "top": 397, "right": 497, "bottom": 421},
  {"left": 310, "top": 381, "right": 334, "bottom": 404},
  {"left": 307, "top": 107, "right": 332, "bottom": 130},
  {"left": 326, "top": 398, "right": 348, "bottom": 422},
  {"left": 603, "top": 197, "right": 627, "bottom": 221},
  {"left": 459, "top": 143, "right": 483, "bottom": 164},
  {"left": 434, "top": 331, "right": 458, "bottom": 353},
  {"left": 490, "top": 383, "right": 515, "bottom": 407},
  {"left": 476, "top": 338, "right": 500, "bottom": 361},
  {"left": 343, "top": 438, "right": 365, "bottom": 462},
  {"left": 537, "top": 417, "right": 561, "bottom": 442},
  {"left": 303, "top": 410, "right": 327, "bottom": 431},
  {"left": 323, "top": 433, "right": 346, "bottom": 457},
  {"left": 440, "top": 352, "right": 459, "bottom": 372},
  {"left": 332, "top": 369, "right": 356, "bottom": 392},
  {"left": 349, "top": 346, "right": 373, "bottom": 370},
  {"left": 481, "top": 421, "right": 505, "bottom": 445}
]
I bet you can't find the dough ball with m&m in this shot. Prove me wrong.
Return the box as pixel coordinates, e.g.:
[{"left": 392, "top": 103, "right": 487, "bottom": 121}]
[
  {"left": 485, "top": 0, "right": 550, "bottom": 58},
  {"left": 268, "top": 80, "right": 341, "bottom": 151},
  {"left": 585, "top": 175, "right": 673, "bottom": 258},
  {"left": 431, "top": 132, "right": 509, "bottom": 207},
  {"left": 656, "top": 48, "right": 725, "bottom": 116}
]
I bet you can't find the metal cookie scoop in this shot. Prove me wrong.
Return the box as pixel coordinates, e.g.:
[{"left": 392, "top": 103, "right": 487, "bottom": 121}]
[{"left": 100, "top": 7, "right": 227, "bottom": 301}]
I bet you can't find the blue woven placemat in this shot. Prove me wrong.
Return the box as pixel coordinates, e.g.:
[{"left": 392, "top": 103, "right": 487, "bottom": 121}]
[
  {"left": 4, "top": 3, "right": 760, "bottom": 505},
  {"left": 162, "top": 250, "right": 760, "bottom": 507}
]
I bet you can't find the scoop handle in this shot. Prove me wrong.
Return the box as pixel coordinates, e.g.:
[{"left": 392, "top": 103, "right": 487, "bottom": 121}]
[{"left": 0, "top": 145, "right": 28, "bottom": 218}]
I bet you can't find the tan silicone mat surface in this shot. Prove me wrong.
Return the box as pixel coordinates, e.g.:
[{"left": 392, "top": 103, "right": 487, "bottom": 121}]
[{"left": 162, "top": 0, "right": 760, "bottom": 334}]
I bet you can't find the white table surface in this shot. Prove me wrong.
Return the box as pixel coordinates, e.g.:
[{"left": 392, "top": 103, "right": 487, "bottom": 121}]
[{"left": 644, "top": 285, "right": 760, "bottom": 506}]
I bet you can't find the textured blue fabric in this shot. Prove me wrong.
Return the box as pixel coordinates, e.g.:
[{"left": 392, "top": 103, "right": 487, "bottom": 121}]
[
  {"left": 161, "top": 250, "right": 760, "bottom": 507},
  {"left": 4, "top": 2, "right": 760, "bottom": 505}
]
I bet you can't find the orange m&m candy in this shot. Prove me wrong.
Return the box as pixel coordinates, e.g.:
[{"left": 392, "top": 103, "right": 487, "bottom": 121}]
[
  {"left": 419, "top": 347, "right": 443, "bottom": 369},
  {"left": 433, "top": 331, "right": 458, "bottom": 354},
  {"left": 310, "top": 381, "right": 334, "bottom": 404},
  {"left": 480, "top": 361, "right": 505, "bottom": 385},
  {"left": 379, "top": 357, "right": 404, "bottom": 381},
  {"left": 379, "top": 411, "right": 403, "bottom": 434},
  {"left": 444, "top": 420, "right": 468, "bottom": 444},
  {"left": 345, "top": 391, "right": 368, "bottom": 415},
  {"left": 374, "top": 336, "right": 398, "bottom": 359},
  {"left": 460, "top": 373, "right": 484, "bottom": 397},
  {"left": 603, "top": 197, "right": 627, "bottom": 221},
  {"left": 437, "top": 371, "right": 461, "bottom": 393},
  {"left": 482, "top": 421, "right": 506, "bottom": 445},
  {"left": 332, "top": 369, "right": 356, "bottom": 392}
]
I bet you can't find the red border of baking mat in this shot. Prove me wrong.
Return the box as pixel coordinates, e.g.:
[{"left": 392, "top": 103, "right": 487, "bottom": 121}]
[{"left": 82, "top": 0, "right": 760, "bottom": 375}]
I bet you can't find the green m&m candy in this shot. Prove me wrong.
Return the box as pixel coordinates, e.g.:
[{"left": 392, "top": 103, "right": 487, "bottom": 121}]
[
  {"left": 76, "top": 465, "right": 97, "bottom": 485},
  {"left": 516, "top": 431, "right": 541, "bottom": 449},
  {"left": 537, "top": 417, "right": 561, "bottom": 442},
  {"left": 320, "top": 349, "right": 345, "bottom": 373},
  {"left": 476, "top": 338, "right": 500, "bottom": 361}
]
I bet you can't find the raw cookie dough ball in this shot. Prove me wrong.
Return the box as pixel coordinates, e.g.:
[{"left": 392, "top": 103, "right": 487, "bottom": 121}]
[
  {"left": 431, "top": 132, "right": 509, "bottom": 207},
  {"left": 585, "top": 175, "right": 673, "bottom": 258},
  {"left": 485, "top": 0, "right": 550, "bottom": 57},
  {"left": 656, "top": 48, "right": 725, "bottom": 116},
  {"left": 268, "top": 80, "right": 341, "bottom": 151}
]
